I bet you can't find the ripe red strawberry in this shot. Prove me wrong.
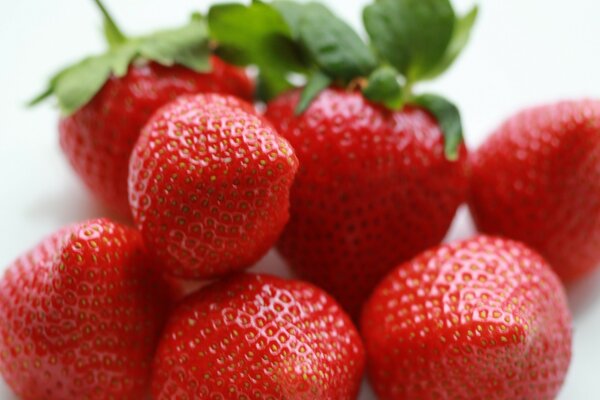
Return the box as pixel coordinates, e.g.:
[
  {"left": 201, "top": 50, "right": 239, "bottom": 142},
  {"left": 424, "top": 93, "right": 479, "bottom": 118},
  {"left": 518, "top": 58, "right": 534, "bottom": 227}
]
[
  {"left": 265, "top": 87, "right": 467, "bottom": 318},
  {"left": 0, "top": 219, "right": 173, "bottom": 400},
  {"left": 128, "top": 94, "right": 298, "bottom": 279},
  {"left": 469, "top": 100, "right": 600, "bottom": 283},
  {"left": 31, "top": 2, "right": 254, "bottom": 216},
  {"left": 151, "top": 273, "right": 365, "bottom": 399},
  {"left": 361, "top": 236, "right": 572, "bottom": 400},
  {"left": 59, "top": 57, "right": 253, "bottom": 215}
]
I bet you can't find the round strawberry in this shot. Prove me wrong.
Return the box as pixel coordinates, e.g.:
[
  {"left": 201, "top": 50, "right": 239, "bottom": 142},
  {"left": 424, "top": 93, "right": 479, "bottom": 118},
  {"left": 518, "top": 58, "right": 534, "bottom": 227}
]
[
  {"left": 151, "top": 273, "right": 364, "bottom": 399},
  {"left": 0, "top": 219, "right": 173, "bottom": 400},
  {"left": 128, "top": 94, "right": 298, "bottom": 279},
  {"left": 208, "top": 0, "right": 478, "bottom": 318},
  {"left": 469, "top": 99, "right": 600, "bottom": 283},
  {"left": 361, "top": 236, "right": 572, "bottom": 400},
  {"left": 266, "top": 88, "right": 467, "bottom": 317},
  {"left": 31, "top": 1, "right": 254, "bottom": 215}
]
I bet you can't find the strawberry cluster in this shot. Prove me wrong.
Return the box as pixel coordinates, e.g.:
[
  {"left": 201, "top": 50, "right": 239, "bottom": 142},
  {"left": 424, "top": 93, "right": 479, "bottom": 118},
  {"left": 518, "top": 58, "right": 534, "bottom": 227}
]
[{"left": 2, "top": 0, "right": 598, "bottom": 399}]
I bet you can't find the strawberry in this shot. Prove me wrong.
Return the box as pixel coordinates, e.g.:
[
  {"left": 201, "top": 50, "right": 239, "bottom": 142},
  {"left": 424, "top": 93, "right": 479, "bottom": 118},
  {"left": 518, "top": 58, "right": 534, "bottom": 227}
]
[
  {"left": 361, "top": 236, "right": 572, "bottom": 400},
  {"left": 31, "top": 1, "right": 253, "bottom": 215},
  {"left": 208, "top": 0, "right": 477, "bottom": 317},
  {"left": 469, "top": 100, "right": 600, "bottom": 283},
  {"left": 266, "top": 88, "right": 468, "bottom": 317},
  {"left": 0, "top": 218, "right": 173, "bottom": 400},
  {"left": 128, "top": 94, "right": 298, "bottom": 279},
  {"left": 58, "top": 58, "right": 253, "bottom": 216},
  {"left": 151, "top": 273, "right": 364, "bottom": 399}
]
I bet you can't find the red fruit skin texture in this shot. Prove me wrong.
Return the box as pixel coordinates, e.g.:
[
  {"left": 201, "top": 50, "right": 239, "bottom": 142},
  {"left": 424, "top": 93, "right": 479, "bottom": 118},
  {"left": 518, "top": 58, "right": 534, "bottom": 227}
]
[
  {"left": 152, "top": 273, "right": 365, "bottom": 400},
  {"left": 265, "top": 88, "right": 468, "bottom": 318},
  {"left": 59, "top": 56, "right": 254, "bottom": 216},
  {"left": 361, "top": 236, "right": 572, "bottom": 400},
  {"left": 129, "top": 94, "right": 299, "bottom": 279},
  {"left": 469, "top": 100, "right": 600, "bottom": 283},
  {"left": 0, "top": 219, "right": 173, "bottom": 400}
]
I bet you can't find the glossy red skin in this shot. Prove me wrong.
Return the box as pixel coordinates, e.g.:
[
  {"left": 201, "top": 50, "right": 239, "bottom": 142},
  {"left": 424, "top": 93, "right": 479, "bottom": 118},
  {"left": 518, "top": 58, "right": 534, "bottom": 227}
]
[
  {"left": 59, "top": 57, "right": 254, "bottom": 216},
  {"left": 129, "top": 94, "right": 299, "bottom": 279},
  {"left": 469, "top": 100, "right": 600, "bottom": 283},
  {"left": 265, "top": 87, "right": 468, "bottom": 318},
  {"left": 361, "top": 236, "right": 572, "bottom": 400},
  {"left": 152, "top": 273, "right": 365, "bottom": 399},
  {"left": 0, "top": 219, "right": 173, "bottom": 400}
]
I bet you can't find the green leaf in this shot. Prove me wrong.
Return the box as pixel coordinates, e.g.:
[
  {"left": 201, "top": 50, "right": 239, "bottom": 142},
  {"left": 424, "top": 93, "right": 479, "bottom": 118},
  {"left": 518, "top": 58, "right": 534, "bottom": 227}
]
[
  {"left": 363, "top": 66, "right": 404, "bottom": 110},
  {"left": 256, "top": 70, "right": 295, "bottom": 102},
  {"left": 422, "top": 5, "right": 479, "bottom": 80},
  {"left": 295, "top": 71, "right": 331, "bottom": 115},
  {"left": 102, "top": 18, "right": 126, "bottom": 49},
  {"left": 298, "top": 3, "right": 377, "bottom": 82},
  {"left": 209, "top": 1, "right": 375, "bottom": 98},
  {"left": 271, "top": 0, "right": 307, "bottom": 39},
  {"left": 110, "top": 42, "right": 138, "bottom": 77},
  {"left": 412, "top": 94, "right": 464, "bottom": 161},
  {"left": 53, "top": 55, "right": 114, "bottom": 115},
  {"left": 363, "top": 0, "right": 455, "bottom": 82},
  {"left": 208, "top": 3, "right": 296, "bottom": 66},
  {"left": 93, "top": 0, "right": 127, "bottom": 48},
  {"left": 27, "top": 86, "right": 54, "bottom": 107},
  {"left": 208, "top": 2, "right": 307, "bottom": 100},
  {"left": 29, "top": 14, "right": 211, "bottom": 115},
  {"left": 138, "top": 17, "right": 211, "bottom": 72}
]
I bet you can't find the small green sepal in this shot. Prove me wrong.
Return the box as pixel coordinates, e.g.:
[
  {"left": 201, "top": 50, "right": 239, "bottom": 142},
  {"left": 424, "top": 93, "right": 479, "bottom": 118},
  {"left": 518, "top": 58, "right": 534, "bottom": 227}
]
[
  {"left": 295, "top": 71, "right": 332, "bottom": 115},
  {"left": 296, "top": 3, "right": 377, "bottom": 83},
  {"left": 363, "top": 66, "right": 404, "bottom": 110},
  {"left": 94, "top": 0, "right": 127, "bottom": 48},
  {"left": 412, "top": 94, "right": 464, "bottom": 161},
  {"left": 421, "top": 5, "right": 479, "bottom": 80}
]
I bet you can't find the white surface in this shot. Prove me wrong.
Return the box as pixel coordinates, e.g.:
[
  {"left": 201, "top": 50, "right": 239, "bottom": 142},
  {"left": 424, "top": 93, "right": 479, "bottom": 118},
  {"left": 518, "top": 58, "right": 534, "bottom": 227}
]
[{"left": 1, "top": 0, "right": 600, "bottom": 399}]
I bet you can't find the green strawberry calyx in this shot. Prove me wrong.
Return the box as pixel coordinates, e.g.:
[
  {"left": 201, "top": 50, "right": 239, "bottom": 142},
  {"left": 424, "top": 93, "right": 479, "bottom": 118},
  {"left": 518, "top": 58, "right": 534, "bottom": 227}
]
[
  {"left": 29, "top": 0, "right": 211, "bottom": 116},
  {"left": 208, "top": 0, "right": 478, "bottom": 161}
]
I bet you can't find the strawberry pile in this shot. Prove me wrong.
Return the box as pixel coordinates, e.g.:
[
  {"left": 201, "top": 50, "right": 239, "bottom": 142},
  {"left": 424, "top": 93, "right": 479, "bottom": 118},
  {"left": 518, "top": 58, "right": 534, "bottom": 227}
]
[{"left": 2, "top": 0, "right": 598, "bottom": 399}]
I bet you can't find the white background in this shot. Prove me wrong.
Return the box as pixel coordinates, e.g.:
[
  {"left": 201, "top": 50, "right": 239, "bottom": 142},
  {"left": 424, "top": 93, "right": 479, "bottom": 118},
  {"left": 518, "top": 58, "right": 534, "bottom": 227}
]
[{"left": 1, "top": 0, "right": 599, "bottom": 398}]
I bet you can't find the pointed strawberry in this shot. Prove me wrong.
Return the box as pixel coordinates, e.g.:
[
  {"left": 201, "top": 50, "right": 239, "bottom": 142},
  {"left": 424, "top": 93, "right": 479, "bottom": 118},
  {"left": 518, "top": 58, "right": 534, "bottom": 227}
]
[
  {"left": 0, "top": 219, "right": 173, "bottom": 400},
  {"left": 469, "top": 99, "right": 600, "bottom": 283}
]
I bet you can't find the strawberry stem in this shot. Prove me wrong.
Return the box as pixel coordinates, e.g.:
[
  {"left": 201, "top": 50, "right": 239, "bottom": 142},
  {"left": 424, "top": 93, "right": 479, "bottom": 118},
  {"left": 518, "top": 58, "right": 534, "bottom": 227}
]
[
  {"left": 403, "top": 80, "right": 414, "bottom": 104},
  {"left": 92, "top": 0, "right": 127, "bottom": 47}
]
